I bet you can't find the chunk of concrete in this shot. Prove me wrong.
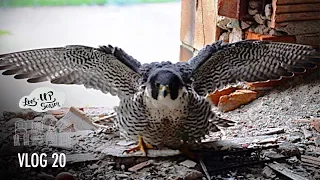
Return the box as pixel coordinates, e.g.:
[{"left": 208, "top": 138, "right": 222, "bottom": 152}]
[{"left": 56, "top": 107, "right": 98, "bottom": 132}]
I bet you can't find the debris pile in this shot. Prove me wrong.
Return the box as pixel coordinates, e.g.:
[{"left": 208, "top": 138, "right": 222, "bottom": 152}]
[{"left": 0, "top": 75, "right": 319, "bottom": 179}]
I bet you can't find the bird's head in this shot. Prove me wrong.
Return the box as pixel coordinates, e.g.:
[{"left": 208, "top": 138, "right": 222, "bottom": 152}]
[{"left": 146, "top": 68, "right": 186, "bottom": 102}]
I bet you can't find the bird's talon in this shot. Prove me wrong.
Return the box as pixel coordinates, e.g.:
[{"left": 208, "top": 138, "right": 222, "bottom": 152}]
[{"left": 124, "top": 133, "right": 154, "bottom": 156}]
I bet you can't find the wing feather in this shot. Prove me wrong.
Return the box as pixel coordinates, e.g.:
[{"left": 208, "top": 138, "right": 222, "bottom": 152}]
[
  {"left": 0, "top": 45, "right": 142, "bottom": 97},
  {"left": 189, "top": 40, "right": 320, "bottom": 96}
]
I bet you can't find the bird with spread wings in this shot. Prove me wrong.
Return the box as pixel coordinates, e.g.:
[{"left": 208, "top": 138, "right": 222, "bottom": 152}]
[{"left": 1, "top": 40, "right": 319, "bottom": 155}]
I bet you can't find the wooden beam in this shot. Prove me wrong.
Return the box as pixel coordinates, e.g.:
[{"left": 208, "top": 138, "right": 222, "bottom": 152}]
[
  {"left": 268, "top": 162, "right": 309, "bottom": 180},
  {"left": 276, "top": 3, "right": 320, "bottom": 14},
  {"left": 180, "top": 0, "right": 196, "bottom": 48},
  {"left": 202, "top": 0, "right": 220, "bottom": 44},
  {"left": 275, "top": 12, "right": 320, "bottom": 23},
  {"left": 271, "top": 0, "right": 320, "bottom": 28},
  {"left": 276, "top": 0, "right": 320, "bottom": 5}
]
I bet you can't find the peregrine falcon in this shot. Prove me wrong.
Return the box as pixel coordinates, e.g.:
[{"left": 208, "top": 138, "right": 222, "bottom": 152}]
[{"left": 1, "top": 40, "right": 319, "bottom": 154}]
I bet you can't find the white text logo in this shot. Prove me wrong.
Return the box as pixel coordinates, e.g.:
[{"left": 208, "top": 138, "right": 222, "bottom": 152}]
[{"left": 19, "top": 87, "right": 65, "bottom": 112}]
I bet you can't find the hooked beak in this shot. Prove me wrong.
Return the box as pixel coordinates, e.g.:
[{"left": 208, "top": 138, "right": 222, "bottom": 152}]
[{"left": 160, "top": 85, "right": 170, "bottom": 97}]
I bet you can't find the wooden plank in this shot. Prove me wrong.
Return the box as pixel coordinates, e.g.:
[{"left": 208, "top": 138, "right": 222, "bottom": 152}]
[
  {"left": 128, "top": 160, "right": 154, "bottom": 172},
  {"left": 179, "top": 44, "right": 194, "bottom": 62},
  {"left": 271, "top": 0, "right": 320, "bottom": 28},
  {"left": 259, "top": 128, "right": 285, "bottom": 135},
  {"left": 56, "top": 107, "right": 98, "bottom": 132},
  {"left": 302, "top": 162, "right": 318, "bottom": 168},
  {"left": 202, "top": 0, "right": 219, "bottom": 44},
  {"left": 275, "top": 12, "right": 320, "bottom": 23},
  {"left": 180, "top": 0, "right": 196, "bottom": 48},
  {"left": 301, "top": 158, "right": 320, "bottom": 167},
  {"left": 301, "top": 155, "right": 320, "bottom": 163},
  {"left": 180, "top": 0, "right": 220, "bottom": 52},
  {"left": 276, "top": 3, "right": 320, "bottom": 13},
  {"left": 199, "top": 136, "right": 273, "bottom": 149},
  {"left": 98, "top": 143, "right": 181, "bottom": 157},
  {"left": 194, "top": 0, "right": 205, "bottom": 50},
  {"left": 268, "top": 162, "right": 309, "bottom": 180},
  {"left": 200, "top": 158, "right": 211, "bottom": 180},
  {"left": 276, "top": 0, "right": 320, "bottom": 5}
]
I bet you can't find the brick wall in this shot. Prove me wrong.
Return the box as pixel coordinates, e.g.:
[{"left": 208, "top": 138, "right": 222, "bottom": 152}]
[{"left": 179, "top": 0, "right": 320, "bottom": 62}]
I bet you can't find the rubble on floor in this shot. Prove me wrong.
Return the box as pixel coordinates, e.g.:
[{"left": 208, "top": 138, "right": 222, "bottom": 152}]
[{"left": 0, "top": 75, "right": 319, "bottom": 179}]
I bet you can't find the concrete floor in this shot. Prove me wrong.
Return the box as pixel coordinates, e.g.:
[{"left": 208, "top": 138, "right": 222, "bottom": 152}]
[{"left": 0, "top": 2, "right": 181, "bottom": 112}]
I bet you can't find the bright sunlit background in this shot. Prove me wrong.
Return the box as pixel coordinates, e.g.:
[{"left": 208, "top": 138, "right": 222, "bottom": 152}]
[{"left": 0, "top": 0, "right": 181, "bottom": 112}]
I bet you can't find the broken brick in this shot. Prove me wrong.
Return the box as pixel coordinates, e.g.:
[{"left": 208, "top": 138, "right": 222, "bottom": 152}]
[
  {"left": 207, "top": 87, "right": 238, "bottom": 106},
  {"left": 218, "top": 0, "right": 247, "bottom": 20},
  {"left": 217, "top": 90, "right": 258, "bottom": 112},
  {"left": 56, "top": 107, "right": 98, "bottom": 132},
  {"left": 245, "top": 31, "right": 296, "bottom": 43},
  {"left": 128, "top": 160, "right": 154, "bottom": 172}
]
